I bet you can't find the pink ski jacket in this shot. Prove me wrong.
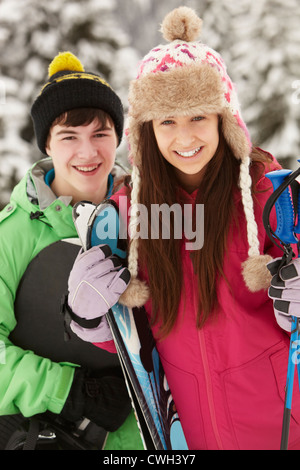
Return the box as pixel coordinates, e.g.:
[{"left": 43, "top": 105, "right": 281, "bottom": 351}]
[{"left": 97, "top": 155, "right": 300, "bottom": 450}]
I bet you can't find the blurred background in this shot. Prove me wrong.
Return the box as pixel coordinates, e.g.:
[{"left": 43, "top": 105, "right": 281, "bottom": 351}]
[{"left": 0, "top": 0, "right": 300, "bottom": 208}]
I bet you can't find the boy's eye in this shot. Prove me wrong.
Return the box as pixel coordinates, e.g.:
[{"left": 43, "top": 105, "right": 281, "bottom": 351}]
[{"left": 95, "top": 129, "right": 114, "bottom": 138}]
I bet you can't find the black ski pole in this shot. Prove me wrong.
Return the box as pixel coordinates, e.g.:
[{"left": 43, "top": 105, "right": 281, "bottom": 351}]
[{"left": 263, "top": 164, "right": 300, "bottom": 449}]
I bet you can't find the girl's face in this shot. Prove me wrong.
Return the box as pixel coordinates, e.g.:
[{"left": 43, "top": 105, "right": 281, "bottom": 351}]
[
  {"left": 46, "top": 118, "right": 118, "bottom": 205},
  {"left": 152, "top": 114, "right": 219, "bottom": 192}
]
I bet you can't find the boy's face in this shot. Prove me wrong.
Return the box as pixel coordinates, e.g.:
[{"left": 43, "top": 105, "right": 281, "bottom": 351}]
[{"left": 45, "top": 117, "right": 118, "bottom": 205}]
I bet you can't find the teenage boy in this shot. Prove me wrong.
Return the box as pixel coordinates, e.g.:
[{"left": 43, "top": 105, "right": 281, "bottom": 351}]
[{"left": 0, "top": 52, "right": 142, "bottom": 450}]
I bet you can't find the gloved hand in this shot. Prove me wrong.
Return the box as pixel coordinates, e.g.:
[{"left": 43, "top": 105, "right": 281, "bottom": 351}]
[
  {"left": 61, "top": 368, "right": 131, "bottom": 432},
  {"left": 68, "top": 245, "right": 130, "bottom": 342},
  {"left": 267, "top": 257, "right": 300, "bottom": 332}
]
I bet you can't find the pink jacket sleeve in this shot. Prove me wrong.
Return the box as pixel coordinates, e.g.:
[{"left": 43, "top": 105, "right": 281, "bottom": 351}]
[{"left": 93, "top": 340, "right": 117, "bottom": 354}]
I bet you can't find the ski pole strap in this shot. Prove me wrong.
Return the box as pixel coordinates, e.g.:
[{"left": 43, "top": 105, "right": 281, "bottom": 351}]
[{"left": 60, "top": 294, "right": 102, "bottom": 329}]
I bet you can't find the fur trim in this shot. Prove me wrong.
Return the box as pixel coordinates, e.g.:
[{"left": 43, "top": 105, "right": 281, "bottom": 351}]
[
  {"left": 222, "top": 109, "right": 252, "bottom": 161},
  {"left": 161, "top": 6, "right": 202, "bottom": 42},
  {"left": 119, "top": 278, "right": 150, "bottom": 308},
  {"left": 129, "top": 64, "right": 224, "bottom": 123},
  {"left": 242, "top": 254, "right": 273, "bottom": 292},
  {"left": 128, "top": 63, "right": 229, "bottom": 165}
]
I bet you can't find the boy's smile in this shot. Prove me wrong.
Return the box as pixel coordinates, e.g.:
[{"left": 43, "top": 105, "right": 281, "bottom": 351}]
[{"left": 74, "top": 164, "right": 101, "bottom": 174}]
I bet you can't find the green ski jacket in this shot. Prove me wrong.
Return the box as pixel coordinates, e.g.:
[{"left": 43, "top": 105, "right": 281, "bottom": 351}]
[{"left": 0, "top": 158, "right": 142, "bottom": 450}]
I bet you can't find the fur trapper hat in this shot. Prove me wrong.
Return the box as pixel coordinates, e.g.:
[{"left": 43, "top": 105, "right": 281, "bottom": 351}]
[{"left": 120, "top": 7, "right": 271, "bottom": 308}]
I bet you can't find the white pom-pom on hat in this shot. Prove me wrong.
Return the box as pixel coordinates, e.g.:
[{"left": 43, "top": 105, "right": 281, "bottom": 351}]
[{"left": 160, "top": 6, "right": 202, "bottom": 42}]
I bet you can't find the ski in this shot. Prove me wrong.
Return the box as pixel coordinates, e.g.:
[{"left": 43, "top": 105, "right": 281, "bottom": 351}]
[{"left": 73, "top": 200, "right": 188, "bottom": 450}]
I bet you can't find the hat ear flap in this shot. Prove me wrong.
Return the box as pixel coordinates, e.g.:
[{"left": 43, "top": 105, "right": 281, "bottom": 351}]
[
  {"left": 221, "top": 109, "right": 252, "bottom": 162},
  {"left": 238, "top": 157, "right": 273, "bottom": 292},
  {"left": 119, "top": 165, "right": 150, "bottom": 308}
]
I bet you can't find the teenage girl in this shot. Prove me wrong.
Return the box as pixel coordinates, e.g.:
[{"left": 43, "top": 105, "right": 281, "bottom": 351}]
[{"left": 67, "top": 8, "right": 300, "bottom": 450}]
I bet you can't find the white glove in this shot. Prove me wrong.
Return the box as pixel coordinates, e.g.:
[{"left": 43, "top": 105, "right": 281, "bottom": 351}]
[
  {"left": 268, "top": 257, "right": 300, "bottom": 332},
  {"left": 67, "top": 245, "right": 130, "bottom": 342}
]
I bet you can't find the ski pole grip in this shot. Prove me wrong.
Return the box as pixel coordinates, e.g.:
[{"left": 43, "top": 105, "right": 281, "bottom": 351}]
[{"left": 266, "top": 169, "right": 298, "bottom": 244}]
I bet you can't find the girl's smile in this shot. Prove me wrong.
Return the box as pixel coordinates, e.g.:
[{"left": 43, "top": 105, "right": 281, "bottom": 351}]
[
  {"left": 175, "top": 146, "right": 203, "bottom": 159},
  {"left": 152, "top": 114, "right": 219, "bottom": 192}
]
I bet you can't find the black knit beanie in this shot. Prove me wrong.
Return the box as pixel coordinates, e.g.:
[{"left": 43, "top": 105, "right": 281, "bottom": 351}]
[{"left": 31, "top": 52, "right": 124, "bottom": 154}]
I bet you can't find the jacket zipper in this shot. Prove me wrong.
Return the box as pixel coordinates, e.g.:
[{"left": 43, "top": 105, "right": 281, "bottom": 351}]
[{"left": 193, "top": 279, "right": 224, "bottom": 449}]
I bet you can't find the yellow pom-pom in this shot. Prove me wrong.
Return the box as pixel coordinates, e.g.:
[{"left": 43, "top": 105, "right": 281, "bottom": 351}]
[{"left": 48, "top": 51, "right": 85, "bottom": 78}]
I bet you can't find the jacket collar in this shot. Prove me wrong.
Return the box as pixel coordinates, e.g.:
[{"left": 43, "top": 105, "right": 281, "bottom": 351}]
[{"left": 27, "top": 158, "right": 72, "bottom": 210}]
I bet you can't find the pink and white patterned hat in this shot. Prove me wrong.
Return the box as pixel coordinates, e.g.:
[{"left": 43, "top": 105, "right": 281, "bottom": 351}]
[{"left": 120, "top": 7, "right": 271, "bottom": 308}]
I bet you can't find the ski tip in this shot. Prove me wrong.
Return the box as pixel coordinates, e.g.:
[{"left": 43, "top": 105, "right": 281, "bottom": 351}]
[
  {"left": 72, "top": 201, "right": 97, "bottom": 252},
  {"left": 72, "top": 201, "right": 96, "bottom": 221}
]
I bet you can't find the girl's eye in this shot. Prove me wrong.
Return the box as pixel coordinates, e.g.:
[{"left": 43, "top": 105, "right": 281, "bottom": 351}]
[
  {"left": 161, "top": 120, "right": 174, "bottom": 125},
  {"left": 193, "top": 116, "right": 205, "bottom": 121}
]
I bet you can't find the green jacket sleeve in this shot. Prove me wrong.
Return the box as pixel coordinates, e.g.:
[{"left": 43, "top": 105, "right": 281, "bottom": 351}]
[{"left": 0, "top": 204, "right": 75, "bottom": 417}]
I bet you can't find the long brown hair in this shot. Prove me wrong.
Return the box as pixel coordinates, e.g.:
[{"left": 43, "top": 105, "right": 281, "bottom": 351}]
[{"left": 135, "top": 120, "right": 273, "bottom": 338}]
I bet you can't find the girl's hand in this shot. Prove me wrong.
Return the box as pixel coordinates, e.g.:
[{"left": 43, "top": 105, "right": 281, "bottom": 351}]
[{"left": 267, "top": 257, "right": 300, "bottom": 332}]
